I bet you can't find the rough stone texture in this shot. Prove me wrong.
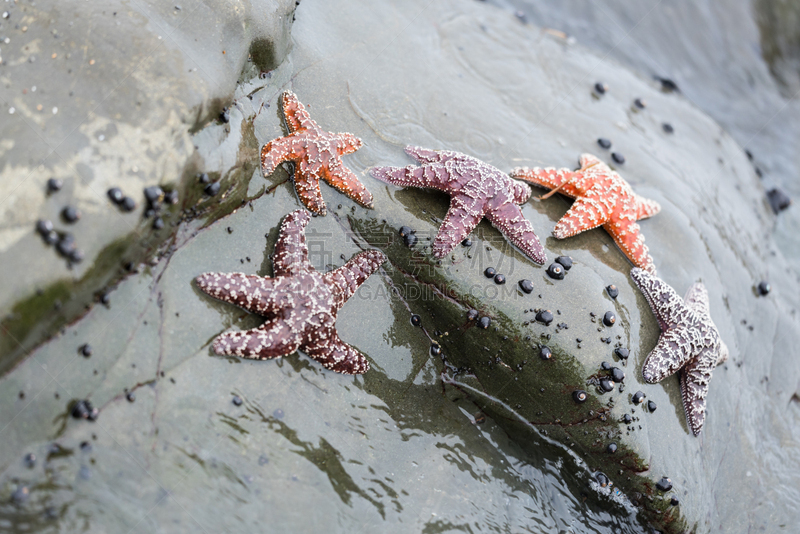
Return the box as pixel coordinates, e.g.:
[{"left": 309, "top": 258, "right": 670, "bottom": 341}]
[
  {"left": 0, "top": 1, "right": 799, "bottom": 533},
  {"left": 0, "top": 0, "right": 297, "bottom": 367}
]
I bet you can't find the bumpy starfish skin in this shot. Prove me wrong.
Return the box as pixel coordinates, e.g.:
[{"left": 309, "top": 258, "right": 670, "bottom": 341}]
[
  {"left": 511, "top": 154, "right": 661, "bottom": 272},
  {"left": 260, "top": 91, "right": 373, "bottom": 215},
  {"left": 630, "top": 268, "right": 729, "bottom": 436},
  {"left": 371, "top": 146, "right": 546, "bottom": 263},
  {"left": 195, "top": 210, "right": 386, "bottom": 374}
]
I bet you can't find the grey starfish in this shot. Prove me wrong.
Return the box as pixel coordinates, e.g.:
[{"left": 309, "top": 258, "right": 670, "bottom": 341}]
[
  {"left": 195, "top": 210, "right": 386, "bottom": 374},
  {"left": 630, "top": 268, "right": 729, "bottom": 436}
]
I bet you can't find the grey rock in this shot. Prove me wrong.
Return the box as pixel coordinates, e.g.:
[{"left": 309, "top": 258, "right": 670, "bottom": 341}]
[{"left": 0, "top": 1, "right": 798, "bottom": 534}]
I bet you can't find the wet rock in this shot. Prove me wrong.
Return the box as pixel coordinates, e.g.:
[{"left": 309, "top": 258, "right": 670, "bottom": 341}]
[{"left": 1, "top": 3, "right": 798, "bottom": 534}]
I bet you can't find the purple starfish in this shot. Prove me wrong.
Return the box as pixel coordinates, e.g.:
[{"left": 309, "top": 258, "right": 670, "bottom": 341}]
[
  {"left": 370, "top": 146, "right": 547, "bottom": 264},
  {"left": 195, "top": 210, "right": 386, "bottom": 374},
  {"left": 630, "top": 268, "right": 729, "bottom": 436}
]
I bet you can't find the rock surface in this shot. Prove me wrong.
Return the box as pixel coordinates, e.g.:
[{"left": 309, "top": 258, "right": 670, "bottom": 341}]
[
  {"left": 0, "top": 0, "right": 297, "bottom": 372},
  {"left": 1, "top": 1, "right": 799, "bottom": 533}
]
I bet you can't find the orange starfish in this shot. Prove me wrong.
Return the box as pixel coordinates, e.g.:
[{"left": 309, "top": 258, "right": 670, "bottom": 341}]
[
  {"left": 511, "top": 154, "right": 661, "bottom": 272},
  {"left": 260, "top": 91, "right": 374, "bottom": 215}
]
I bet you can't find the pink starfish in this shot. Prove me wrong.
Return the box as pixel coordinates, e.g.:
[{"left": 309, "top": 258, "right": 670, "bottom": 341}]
[
  {"left": 370, "top": 146, "right": 546, "bottom": 263},
  {"left": 195, "top": 210, "right": 386, "bottom": 374}
]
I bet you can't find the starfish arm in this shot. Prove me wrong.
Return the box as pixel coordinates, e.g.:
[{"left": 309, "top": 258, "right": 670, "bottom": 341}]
[
  {"left": 323, "top": 250, "right": 387, "bottom": 308},
  {"left": 510, "top": 167, "right": 578, "bottom": 194},
  {"left": 634, "top": 194, "right": 661, "bottom": 220},
  {"left": 485, "top": 202, "right": 547, "bottom": 264},
  {"left": 370, "top": 164, "right": 449, "bottom": 191},
  {"left": 302, "top": 328, "right": 370, "bottom": 374},
  {"left": 404, "top": 145, "right": 459, "bottom": 164},
  {"left": 641, "top": 329, "right": 696, "bottom": 382},
  {"left": 195, "top": 272, "right": 278, "bottom": 315},
  {"left": 294, "top": 160, "right": 328, "bottom": 215},
  {"left": 683, "top": 282, "right": 711, "bottom": 317},
  {"left": 281, "top": 91, "right": 319, "bottom": 133},
  {"left": 630, "top": 268, "right": 692, "bottom": 330},
  {"left": 431, "top": 196, "right": 485, "bottom": 258},
  {"left": 272, "top": 210, "right": 313, "bottom": 276},
  {"left": 605, "top": 217, "right": 656, "bottom": 272},
  {"left": 322, "top": 159, "right": 374, "bottom": 209},
  {"left": 508, "top": 178, "right": 532, "bottom": 204},
  {"left": 261, "top": 136, "right": 304, "bottom": 176},
  {"left": 553, "top": 186, "right": 613, "bottom": 239},
  {"left": 717, "top": 340, "right": 729, "bottom": 366},
  {"left": 335, "top": 132, "right": 363, "bottom": 155},
  {"left": 212, "top": 319, "right": 302, "bottom": 359},
  {"left": 679, "top": 354, "right": 717, "bottom": 436}
]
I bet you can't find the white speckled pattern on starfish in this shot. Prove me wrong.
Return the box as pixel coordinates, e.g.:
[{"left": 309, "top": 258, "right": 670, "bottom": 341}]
[
  {"left": 195, "top": 210, "right": 386, "bottom": 374},
  {"left": 512, "top": 154, "right": 661, "bottom": 273},
  {"left": 630, "top": 267, "right": 729, "bottom": 436},
  {"left": 370, "top": 146, "right": 547, "bottom": 264},
  {"left": 260, "top": 91, "right": 374, "bottom": 216}
]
